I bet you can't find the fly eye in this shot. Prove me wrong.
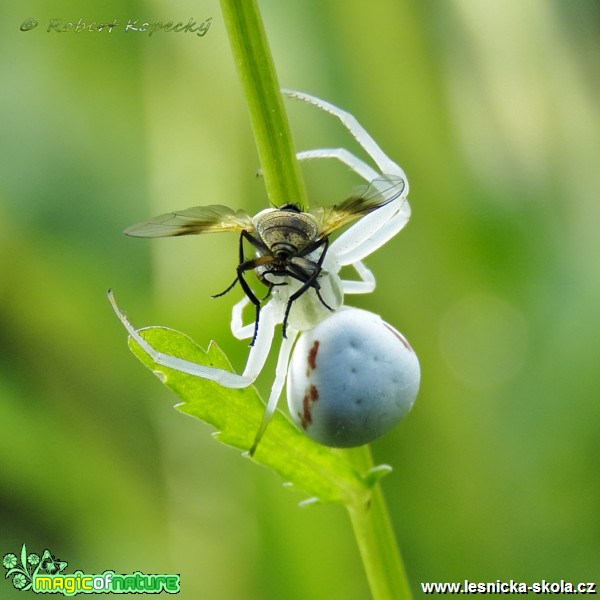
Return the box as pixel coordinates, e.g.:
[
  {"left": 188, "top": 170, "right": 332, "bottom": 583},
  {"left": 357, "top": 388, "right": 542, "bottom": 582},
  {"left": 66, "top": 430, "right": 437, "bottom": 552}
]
[{"left": 286, "top": 308, "right": 420, "bottom": 447}]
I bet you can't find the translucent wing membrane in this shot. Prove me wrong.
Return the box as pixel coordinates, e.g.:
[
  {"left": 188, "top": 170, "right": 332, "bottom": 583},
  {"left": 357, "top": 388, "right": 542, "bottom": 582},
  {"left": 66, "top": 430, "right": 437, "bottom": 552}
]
[
  {"left": 312, "top": 175, "right": 406, "bottom": 237},
  {"left": 125, "top": 205, "right": 254, "bottom": 238}
]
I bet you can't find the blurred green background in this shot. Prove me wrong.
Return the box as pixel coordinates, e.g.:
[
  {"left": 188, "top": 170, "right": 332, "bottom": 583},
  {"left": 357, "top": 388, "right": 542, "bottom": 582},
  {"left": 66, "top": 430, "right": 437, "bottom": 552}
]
[{"left": 1, "top": 0, "right": 599, "bottom": 597}]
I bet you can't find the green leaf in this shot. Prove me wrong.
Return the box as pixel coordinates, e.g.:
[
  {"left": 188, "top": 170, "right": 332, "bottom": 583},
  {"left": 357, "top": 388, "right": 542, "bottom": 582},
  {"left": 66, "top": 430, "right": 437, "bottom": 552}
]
[{"left": 128, "top": 327, "right": 371, "bottom": 506}]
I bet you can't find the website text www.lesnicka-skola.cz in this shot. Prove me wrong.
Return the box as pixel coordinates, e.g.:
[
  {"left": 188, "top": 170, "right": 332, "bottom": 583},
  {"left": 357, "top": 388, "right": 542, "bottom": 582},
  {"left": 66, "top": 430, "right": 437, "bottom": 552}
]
[{"left": 421, "top": 580, "right": 597, "bottom": 594}]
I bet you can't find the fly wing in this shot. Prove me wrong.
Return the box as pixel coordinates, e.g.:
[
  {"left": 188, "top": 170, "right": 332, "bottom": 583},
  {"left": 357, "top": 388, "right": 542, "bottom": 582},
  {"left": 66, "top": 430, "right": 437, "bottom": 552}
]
[
  {"left": 311, "top": 174, "right": 406, "bottom": 237},
  {"left": 125, "top": 205, "right": 254, "bottom": 237}
]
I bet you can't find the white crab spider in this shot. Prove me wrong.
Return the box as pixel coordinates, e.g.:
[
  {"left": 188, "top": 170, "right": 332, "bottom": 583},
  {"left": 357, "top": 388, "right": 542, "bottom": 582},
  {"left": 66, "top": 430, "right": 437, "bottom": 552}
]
[{"left": 110, "top": 89, "right": 412, "bottom": 452}]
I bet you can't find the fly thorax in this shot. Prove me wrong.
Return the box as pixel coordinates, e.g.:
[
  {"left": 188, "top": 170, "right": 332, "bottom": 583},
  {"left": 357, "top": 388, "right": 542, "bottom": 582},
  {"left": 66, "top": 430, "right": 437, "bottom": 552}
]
[{"left": 255, "top": 208, "right": 320, "bottom": 256}]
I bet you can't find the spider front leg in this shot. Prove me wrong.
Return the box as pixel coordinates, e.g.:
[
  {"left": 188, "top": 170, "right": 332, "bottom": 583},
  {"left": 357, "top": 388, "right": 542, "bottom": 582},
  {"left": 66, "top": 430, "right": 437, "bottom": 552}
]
[
  {"left": 283, "top": 89, "right": 408, "bottom": 181},
  {"left": 294, "top": 149, "right": 409, "bottom": 265},
  {"left": 293, "top": 147, "right": 409, "bottom": 263},
  {"left": 296, "top": 148, "right": 380, "bottom": 185},
  {"left": 332, "top": 193, "right": 410, "bottom": 266}
]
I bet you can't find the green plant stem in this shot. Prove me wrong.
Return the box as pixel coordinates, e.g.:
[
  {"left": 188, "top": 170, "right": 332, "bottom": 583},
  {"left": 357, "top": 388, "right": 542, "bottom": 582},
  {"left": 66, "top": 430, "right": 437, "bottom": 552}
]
[
  {"left": 219, "top": 0, "right": 308, "bottom": 208},
  {"left": 219, "top": 2, "right": 412, "bottom": 598},
  {"left": 346, "top": 446, "right": 413, "bottom": 600}
]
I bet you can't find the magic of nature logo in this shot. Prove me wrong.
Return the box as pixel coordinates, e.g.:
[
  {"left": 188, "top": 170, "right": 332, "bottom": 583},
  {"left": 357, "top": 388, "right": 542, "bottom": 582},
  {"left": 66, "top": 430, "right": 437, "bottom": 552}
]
[{"left": 3, "top": 545, "right": 180, "bottom": 595}]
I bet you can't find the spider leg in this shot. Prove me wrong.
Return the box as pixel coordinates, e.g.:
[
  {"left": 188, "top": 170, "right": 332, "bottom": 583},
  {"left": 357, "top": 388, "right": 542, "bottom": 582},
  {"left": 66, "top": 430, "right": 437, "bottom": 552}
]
[
  {"left": 285, "top": 90, "right": 412, "bottom": 280},
  {"left": 110, "top": 290, "right": 279, "bottom": 388},
  {"left": 296, "top": 151, "right": 407, "bottom": 209},
  {"left": 340, "top": 260, "right": 376, "bottom": 295},
  {"left": 249, "top": 327, "right": 299, "bottom": 456},
  {"left": 108, "top": 290, "right": 257, "bottom": 388},
  {"left": 296, "top": 148, "right": 379, "bottom": 184},
  {"left": 230, "top": 298, "right": 282, "bottom": 380},
  {"left": 294, "top": 138, "right": 410, "bottom": 266},
  {"left": 257, "top": 146, "right": 376, "bottom": 182},
  {"left": 238, "top": 300, "right": 278, "bottom": 380},
  {"left": 331, "top": 199, "right": 411, "bottom": 266},
  {"left": 295, "top": 147, "right": 410, "bottom": 264},
  {"left": 230, "top": 281, "right": 285, "bottom": 341},
  {"left": 231, "top": 295, "right": 254, "bottom": 340},
  {"left": 283, "top": 89, "right": 407, "bottom": 181}
]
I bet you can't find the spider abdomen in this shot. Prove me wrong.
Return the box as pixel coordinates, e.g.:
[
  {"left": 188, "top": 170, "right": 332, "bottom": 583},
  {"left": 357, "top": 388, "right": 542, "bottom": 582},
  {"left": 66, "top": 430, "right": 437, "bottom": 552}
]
[{"left": 287, "top": 308, "right": 420, "bottom": 447}]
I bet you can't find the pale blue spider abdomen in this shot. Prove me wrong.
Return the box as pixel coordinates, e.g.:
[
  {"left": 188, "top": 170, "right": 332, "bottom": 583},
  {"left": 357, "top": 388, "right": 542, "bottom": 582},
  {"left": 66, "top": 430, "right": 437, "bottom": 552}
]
[{"left": 287, "top": 308, "right": 420, "bottom": 447}]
